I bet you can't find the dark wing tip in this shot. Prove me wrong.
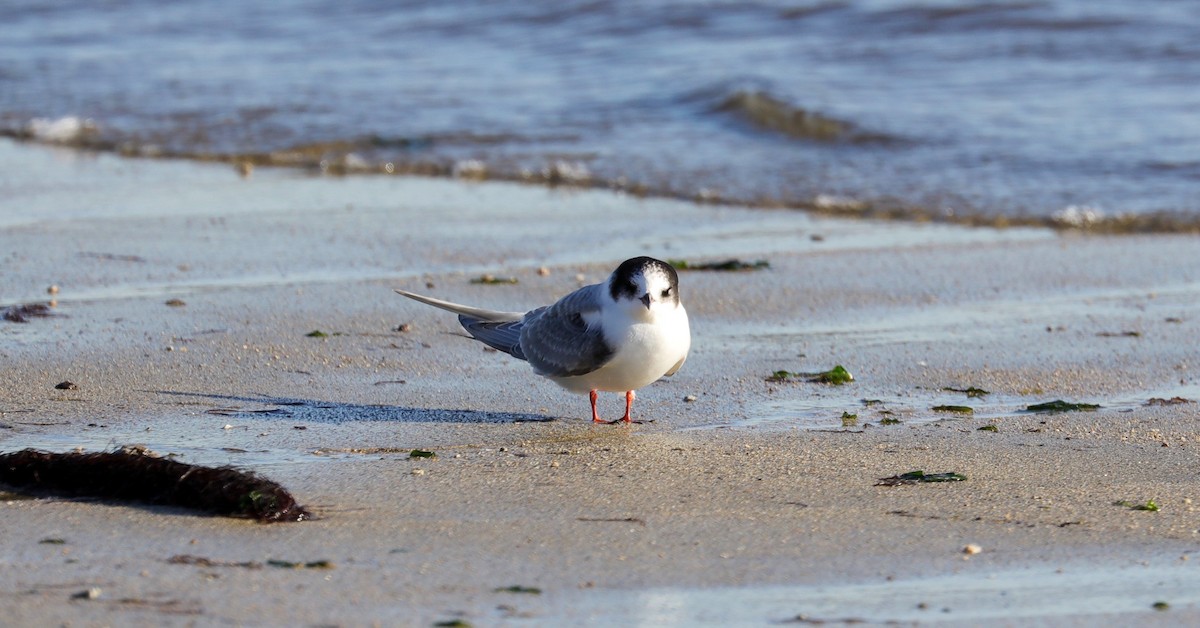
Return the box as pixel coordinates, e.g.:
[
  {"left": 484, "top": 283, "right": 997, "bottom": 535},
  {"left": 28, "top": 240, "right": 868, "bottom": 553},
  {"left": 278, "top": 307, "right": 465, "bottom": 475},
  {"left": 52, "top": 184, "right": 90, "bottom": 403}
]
[{"left": 459, "top": 315, "right": 527, "bottom": 361}]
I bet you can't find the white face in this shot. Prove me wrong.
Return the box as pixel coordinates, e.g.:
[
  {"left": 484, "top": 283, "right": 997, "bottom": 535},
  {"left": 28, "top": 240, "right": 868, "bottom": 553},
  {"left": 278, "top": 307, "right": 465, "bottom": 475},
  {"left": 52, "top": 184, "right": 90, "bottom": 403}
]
[
  {"left": 607, "top": 257, "right": 683, "bottom": 320},
  {"left": 617, "top": 269, "right": 679, "bottom": 319}
]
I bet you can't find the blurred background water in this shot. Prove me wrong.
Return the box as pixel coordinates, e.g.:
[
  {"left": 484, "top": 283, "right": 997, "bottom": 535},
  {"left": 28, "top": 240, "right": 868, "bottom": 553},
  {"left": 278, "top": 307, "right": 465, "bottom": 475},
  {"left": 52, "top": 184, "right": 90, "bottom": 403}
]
[{"left": 3, "top": 0, "right": 1199, "bottom": 229}]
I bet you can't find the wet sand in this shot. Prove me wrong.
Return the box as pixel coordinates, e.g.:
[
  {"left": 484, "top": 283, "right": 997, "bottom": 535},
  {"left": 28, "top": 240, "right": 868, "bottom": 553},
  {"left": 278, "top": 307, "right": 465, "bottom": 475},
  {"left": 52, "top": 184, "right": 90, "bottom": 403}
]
[{"left": 2, "top": 139, "right": 1199, "bottom": 625}]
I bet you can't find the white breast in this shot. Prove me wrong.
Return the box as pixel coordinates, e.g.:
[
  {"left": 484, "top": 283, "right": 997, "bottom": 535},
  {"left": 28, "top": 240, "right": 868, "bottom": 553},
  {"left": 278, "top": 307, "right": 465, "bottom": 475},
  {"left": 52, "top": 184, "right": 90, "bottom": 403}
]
[{"left": 550, "top": 305, "right": 690, "bottom": 394}]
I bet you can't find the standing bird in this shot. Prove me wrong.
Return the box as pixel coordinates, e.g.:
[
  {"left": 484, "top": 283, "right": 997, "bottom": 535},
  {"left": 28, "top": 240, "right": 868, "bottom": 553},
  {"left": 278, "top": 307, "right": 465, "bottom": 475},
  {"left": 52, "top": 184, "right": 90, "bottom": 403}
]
[{"left": 395, "top": 257, "right": 691, "bottom": 423}]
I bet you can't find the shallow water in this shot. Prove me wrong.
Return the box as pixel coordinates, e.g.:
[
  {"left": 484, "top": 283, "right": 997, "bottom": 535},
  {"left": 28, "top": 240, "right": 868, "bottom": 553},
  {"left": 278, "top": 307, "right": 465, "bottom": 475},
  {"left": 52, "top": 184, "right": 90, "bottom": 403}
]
[
  {"left": 557, "top": 560, "right": 1200, "bottom": 624},
  {"left": 740, "top": 385, "right": 1200, "bottom": 431},
  {"left": 3, "top": 1, "right": 1200, "bottom": 229}
]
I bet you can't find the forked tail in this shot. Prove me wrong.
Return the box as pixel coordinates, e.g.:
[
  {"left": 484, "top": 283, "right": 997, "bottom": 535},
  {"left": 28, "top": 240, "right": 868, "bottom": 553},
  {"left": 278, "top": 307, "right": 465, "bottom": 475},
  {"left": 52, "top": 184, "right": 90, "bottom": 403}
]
[
  {"left": 394, "top": 289, "right": 527, "bottom": 359},
  {"left": 394, "top": 289, "right": 524, "bottom": 322}
]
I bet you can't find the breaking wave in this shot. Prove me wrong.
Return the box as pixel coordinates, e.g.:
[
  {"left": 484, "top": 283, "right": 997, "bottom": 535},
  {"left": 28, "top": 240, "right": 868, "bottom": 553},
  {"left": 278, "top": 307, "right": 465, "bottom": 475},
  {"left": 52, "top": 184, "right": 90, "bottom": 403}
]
[{"left": 4, "top": 115, "right": 1198, "bottom": 235}]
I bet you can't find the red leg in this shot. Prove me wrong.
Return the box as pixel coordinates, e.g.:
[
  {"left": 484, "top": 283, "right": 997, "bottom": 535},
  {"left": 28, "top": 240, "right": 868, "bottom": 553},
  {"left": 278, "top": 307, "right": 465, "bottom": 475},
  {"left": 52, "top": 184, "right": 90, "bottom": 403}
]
[
  {"left": 590, "top": 389, "right": 604, "bottom": 423},
  {"left": 620, "top": 390, "right": 636, "bottom": 423}
]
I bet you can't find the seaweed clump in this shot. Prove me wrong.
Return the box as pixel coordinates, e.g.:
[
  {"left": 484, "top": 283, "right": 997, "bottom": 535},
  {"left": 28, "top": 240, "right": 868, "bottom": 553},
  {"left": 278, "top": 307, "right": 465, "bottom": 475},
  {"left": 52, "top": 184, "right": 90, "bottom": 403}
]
[
  {"left": 717, "top": 91, "right": 895, "bottom": 144},
  {"left": 1025, "top": 400, "right": 1100, "bottom": 413},
  {"left": 0, "top": 448, "right": 309, "bottom": 522},
  {"left": 470, "top": 274, "right": 519, "bottom": 285},
  {"left": 669, "top": 258, "right": 770, "bottom": 272},
  {"left": 932, "top": 405, "right": 974, "bottom": 414},
  {"left": 766, "top": 365, "right": 854, "bottom": 385},
  {"left": 876, "top": 470, "right": 967, "bottom": 486},
  {"left": 2, "top": 303, "right": 57, "bottom": 323}
]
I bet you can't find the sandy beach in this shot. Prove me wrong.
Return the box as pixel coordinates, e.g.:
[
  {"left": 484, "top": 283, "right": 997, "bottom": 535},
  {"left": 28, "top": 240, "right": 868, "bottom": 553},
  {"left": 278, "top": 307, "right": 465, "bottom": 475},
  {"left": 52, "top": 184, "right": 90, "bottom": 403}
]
[{"left": 2, "top": 138, "right": 1199, "bottom": 626}]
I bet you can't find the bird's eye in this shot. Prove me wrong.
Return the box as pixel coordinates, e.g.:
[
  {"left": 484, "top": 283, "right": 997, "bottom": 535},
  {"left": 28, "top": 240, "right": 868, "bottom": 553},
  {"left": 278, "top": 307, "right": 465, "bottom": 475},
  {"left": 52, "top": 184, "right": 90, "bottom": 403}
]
[{"left": 661, "top": 287, "right": 672, "bottom": 298}]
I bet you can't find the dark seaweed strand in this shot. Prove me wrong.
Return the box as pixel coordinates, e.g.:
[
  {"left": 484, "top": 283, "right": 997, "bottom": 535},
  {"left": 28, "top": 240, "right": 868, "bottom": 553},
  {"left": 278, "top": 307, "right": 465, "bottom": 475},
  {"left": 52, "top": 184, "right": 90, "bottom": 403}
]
[{"left": 0, "top": 449, "right": 310, "bottom": 522}]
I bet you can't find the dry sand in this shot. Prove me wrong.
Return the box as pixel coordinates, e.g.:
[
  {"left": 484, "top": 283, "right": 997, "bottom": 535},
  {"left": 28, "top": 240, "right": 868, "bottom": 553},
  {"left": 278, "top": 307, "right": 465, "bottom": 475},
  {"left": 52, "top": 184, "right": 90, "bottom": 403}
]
[{"left": 2, "top": 139, "right": 1199, "bottom": 625}]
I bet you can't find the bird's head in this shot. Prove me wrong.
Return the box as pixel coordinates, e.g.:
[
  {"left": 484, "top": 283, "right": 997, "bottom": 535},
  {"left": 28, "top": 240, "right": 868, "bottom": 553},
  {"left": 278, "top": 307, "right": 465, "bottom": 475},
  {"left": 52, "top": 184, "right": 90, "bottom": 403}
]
[{"left": 607, "top": 256, "right": 682, "bottom": 320}]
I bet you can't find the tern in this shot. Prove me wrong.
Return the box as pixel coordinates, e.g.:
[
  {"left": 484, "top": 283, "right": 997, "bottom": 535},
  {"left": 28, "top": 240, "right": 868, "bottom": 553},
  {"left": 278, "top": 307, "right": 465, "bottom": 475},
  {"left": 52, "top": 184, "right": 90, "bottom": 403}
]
[{"left": 395, "top": 257, "right": 691, "bottom": 423}]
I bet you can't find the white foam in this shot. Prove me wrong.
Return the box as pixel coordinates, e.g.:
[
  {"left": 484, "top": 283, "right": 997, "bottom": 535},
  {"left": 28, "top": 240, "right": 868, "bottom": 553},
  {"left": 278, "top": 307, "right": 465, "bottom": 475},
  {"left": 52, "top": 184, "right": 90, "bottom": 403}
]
[
  {"left": 452, "top": 159, "right": 487, "bottom": 178},
  {"left": 542, "top": 159, "right": 590, "bottom": 182},
  {"left": 26, "top": 116, "right": 94, "bottom": 142},
  {"left": 1053, "top": 204, "right": 1105, "bottom": 227},
  {"left": 814, "top": 193, "right": 866, "bottom": 211}
]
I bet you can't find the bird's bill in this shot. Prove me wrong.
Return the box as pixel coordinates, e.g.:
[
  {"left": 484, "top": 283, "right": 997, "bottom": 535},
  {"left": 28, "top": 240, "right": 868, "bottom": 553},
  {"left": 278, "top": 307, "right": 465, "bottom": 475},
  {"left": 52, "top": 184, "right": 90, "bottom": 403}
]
[{"left": 639, "top": 293, "right": 652, "bottom": 309}]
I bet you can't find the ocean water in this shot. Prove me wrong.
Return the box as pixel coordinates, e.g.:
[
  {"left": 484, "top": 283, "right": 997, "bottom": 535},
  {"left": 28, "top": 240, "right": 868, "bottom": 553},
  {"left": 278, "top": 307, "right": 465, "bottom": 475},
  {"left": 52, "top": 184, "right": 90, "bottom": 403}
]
[{"left": 3, "top": 0, "right": 1199, "bottom": 230}]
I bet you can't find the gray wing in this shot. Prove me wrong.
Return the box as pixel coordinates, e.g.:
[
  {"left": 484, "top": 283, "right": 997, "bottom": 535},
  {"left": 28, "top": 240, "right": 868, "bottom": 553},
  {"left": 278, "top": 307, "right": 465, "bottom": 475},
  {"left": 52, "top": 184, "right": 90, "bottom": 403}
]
[
  {"left": 458, "top": 314, "right": 532, "bottom": 360},
  {"left": 519, "top": 284, "right": 614, "bottom": 378}
]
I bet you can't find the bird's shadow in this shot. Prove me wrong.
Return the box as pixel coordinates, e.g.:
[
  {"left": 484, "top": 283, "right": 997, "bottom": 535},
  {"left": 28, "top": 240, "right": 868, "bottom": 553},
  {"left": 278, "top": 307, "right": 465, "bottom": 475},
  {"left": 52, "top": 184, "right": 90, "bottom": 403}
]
[{"left": 149, "top": 390, "right": 555, "bottom": 424}]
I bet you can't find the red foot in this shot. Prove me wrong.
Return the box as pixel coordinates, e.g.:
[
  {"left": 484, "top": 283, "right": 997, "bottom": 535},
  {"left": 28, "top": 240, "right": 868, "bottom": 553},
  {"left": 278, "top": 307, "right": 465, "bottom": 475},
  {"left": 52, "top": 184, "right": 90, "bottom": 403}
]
[
  {"left": 590, "top": 390, "right": 604, "bottom": 423},
  {"left": 590, "top": 389, "right": 639, "bottom": 424},
  {"left": 619, "top": 389, "right": 636, "bottom": 423}
]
